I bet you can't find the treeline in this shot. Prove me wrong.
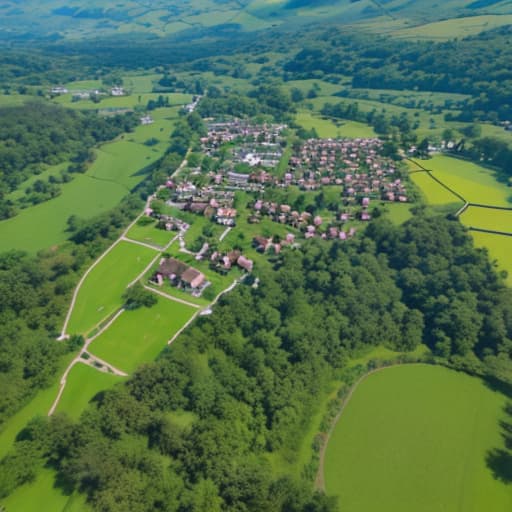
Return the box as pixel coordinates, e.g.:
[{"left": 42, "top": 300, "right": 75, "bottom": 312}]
[
  {"left": 2, "top": 214, "right": 511, "bottom": 510},
  {"left": 284, "top": 26, "right": 512, "bottom": 122},
  {"left": 0, "top": 102, "right": 139, "bottom": 219}
]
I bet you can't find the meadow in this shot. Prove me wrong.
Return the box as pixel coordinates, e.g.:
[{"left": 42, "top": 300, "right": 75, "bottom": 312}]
[
  {"left": 427, "top": 155, "right": 512, "bottom": 206},
  {"left": 0, "top": 138, "right": 162, "bottom": 254},
  {"left": 88, "top": 297, "right": 196, "bottom": 373},
  {"left": 324, "top": 364, "right": 512, "bottom": 512},
  {"left": 126, "top": 219, "right": 177, "bottom": 248},
  {"left": 67, "top": 241, "right": 159, "bottom": 336},
  {"left": 460, "top": 206, "right": 512, "bottom": 233},
  {"left": 471, "top": 231, "right": 512, "bottom": 286},
  {"left": 56, "top": 363, "right": 123, "bottom": 420},
  {"left": 295, "top": 111, "right": 376, "bottom": 138},
  {"left": 409, "top": 171, "right": 463, "bottom": 206}
]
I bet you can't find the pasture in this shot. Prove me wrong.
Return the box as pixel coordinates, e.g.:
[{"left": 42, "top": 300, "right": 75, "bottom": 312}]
[
  {"left": 383, "top": 202, "right": 413, "bottom": 225},
  {"left": 56, "top": 363, "right": 123, "bottom": 420},
  {"left": 471, "top": 231, "right": 512, "bottom": 286},
  {"left": 296, "top": 111, "right": 376, "bottom": 138},
  {"left": 126, "top": 219, "right": 176, "bottom": 248},
  {"left": 460, "top": 206, "right": 512, "bottom": 234},
  {"left": 409, "top": 171, "right": 463, "bottom": 206},
  {"left": 88, "top": 297, "right": 196, "bottom": 373},
  {"left": 325, "top": 365, "right": 512, "bottom": 512},
  {"left": 427, "top": 155, "right": 512, "bottom": 206},
  {"left": 67, "top": 241, "right": 159, "bottom": 336},
  {"left": 0, "top": 138, "right": 162, "bottom": 254}
]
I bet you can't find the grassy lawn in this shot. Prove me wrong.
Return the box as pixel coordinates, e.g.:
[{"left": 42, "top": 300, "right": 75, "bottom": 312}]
[
  {"left": 126, "top": 219, "right": 177, "bottom": 248},
  {"left": 67, "top": 241, "right": 159, "bottom": 336},
  {"left": 460, "top": 206, "right": 512, "bottom": 233},
  {"left": 0, "top": 138, "right": 162, "bottom": 254},
  {"left": 426, "top": 155, "right": 512, "bottom": 206},
  {"left": 382, "top": 202, "right": 413, "bottom": 225},
  {"left": 325, "top": 365, "right": 512, "bottom": 512},
  {"left": 2, "top": 467, "right": 91, "bottom": 512},
  {"left": 56, "top": 363, "right": 124, "bottom": 420},
  {"left": 88, "top": 298, "right": 196, "bottom": 373},
  {"left": 409, "top": 171, "right": 463, "bottom": 206},
  {"left": 471, "top": 231, "right": 512, "bottom": 286}
]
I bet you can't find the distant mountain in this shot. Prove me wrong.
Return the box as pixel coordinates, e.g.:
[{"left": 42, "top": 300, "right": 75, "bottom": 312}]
[{"left": 1, "top": 0, "right": 512, "bottom": 40}]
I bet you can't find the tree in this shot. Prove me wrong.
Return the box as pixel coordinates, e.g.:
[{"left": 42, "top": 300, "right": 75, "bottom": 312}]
[{"left": 122, "top": 282, "right": 157, "bottom": 310}]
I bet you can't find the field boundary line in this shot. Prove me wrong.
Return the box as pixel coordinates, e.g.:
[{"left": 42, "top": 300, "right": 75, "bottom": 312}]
[
  {"left": 121, "top": 235, "right": 163, "bottom": 252},
  {"left": 127, "top": 251, "right": 163, "bottom": 289},
  {"left": 468, "top": 226, "right": 512, "bottom": 237},
  {"left": 315, "top": 362, "right": 430, "bottom": 492},
  {"left": 144, "top": 284, "right": 201, "bottom": 309}
]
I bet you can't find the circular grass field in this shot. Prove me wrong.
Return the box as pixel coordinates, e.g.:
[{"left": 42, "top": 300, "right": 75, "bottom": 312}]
[{"left": 324, "top": 365, "right": 512, "bottom": 512}]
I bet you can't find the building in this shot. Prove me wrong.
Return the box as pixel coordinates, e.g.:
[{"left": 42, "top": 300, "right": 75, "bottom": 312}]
[{"left": 155, "top": 258, "right": 205, "bottom": 290}]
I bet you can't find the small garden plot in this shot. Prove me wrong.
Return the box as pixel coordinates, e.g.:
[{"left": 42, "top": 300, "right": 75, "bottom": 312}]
[
  {"left": 460, "top": 206, "right": 512, "bottom": 233},
  {"left": 88, "top": 298, "right": 196, "bottom": 374},
  {"left": 56, "top": 363, "right": 124, "bottom": 420},
  {"left": 428, "top": 155, "right": 511, "bottom": 207},
  {"left": 409, "top": 171, "right": 463, "bottom": 206},
  {"left": 471, "top": 231, "right": 512, "bottom": 286},
  {"left": 126, "top": 218, "right": 177, "bottom": 248},
  {"left": 67, "top": 241, "right": 159, "bottom": 336},
  {"left": 325, "top": 365, "right": 511, "bottom": 512}
]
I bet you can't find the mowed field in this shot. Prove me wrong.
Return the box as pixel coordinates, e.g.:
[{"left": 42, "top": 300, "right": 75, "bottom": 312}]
[
  {"left": 67, "top": 241, "right": 159, "bottom": 336},
  {"left": 409, "top": 171, "right": 463, "bottom": 206},
  {"left": 126, "top": 219, "right": 177, "bottom": 248},
  {"left": 295, "top": 111, "right": 376, "bottom": 138},
  {"left": 460, "top": 206, "right": 512, "bottom": 233},
  {"left": 0, "top": 139, "right": 161, "bottom": 254},
  {"left": 325, "top": 365, "right": 512, "bottom": 512},
  {"left": 89, "top": 297, "right": 196, "bottom": 373},
  {"left": 56, "top": 363, "right": 124, "bottom": 420}
]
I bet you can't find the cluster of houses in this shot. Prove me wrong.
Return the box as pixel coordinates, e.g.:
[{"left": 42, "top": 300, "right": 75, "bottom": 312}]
[
  {"left": 209, "top": 250, "right": 254, "bottom": 274},
  {"left": 285, "top": 138, "right": 409, "bottom": 203},
  {"left": 152, "top": 257, "right": 208, "bottom": 295},
  {"left": 202, "top": 120, "right": 286, "bottom": 147},
  {"left": 50, "top": 85, "right": 127, "bottom": 102}
]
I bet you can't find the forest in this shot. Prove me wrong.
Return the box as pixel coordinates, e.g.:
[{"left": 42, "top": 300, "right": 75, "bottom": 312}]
[{"left": 1, "top": 214, "right": 511, "bottom": 511}]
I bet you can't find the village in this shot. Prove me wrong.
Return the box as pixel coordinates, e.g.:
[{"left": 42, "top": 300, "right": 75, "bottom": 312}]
[{"left": 141, "top": 117, "right": 412, "bottom": 296}]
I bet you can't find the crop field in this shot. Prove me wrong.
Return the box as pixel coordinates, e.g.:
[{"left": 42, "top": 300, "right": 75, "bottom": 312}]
[
  {"left": 471, "top": 231, "right": 512, "bottom": 286},
  {"left": 428, "top": 155, "right": 512, "bottom": 206},
  {"left": 325, "top": 365, "right": 511, "bottom": 512},
  {"left": 460, "top": 206, "right": 512, "bottom": 233},
  {"left": 88, "top": 297, "right": 196, "bottom": 373},
  {"left": 126, "top": 220, "right": 176, "bottom": 248},
  {"left": 409, "top": 171, "right": 463, "bottom": 206},
  {"left": 67, "top": 241, "right": 159, "bottom": 336},
  {"left": 0, "top": 138, "right": 163, "bottom": 253},
  {"left": 56, "top": 363, "right": 123, "bottom": 420},
  {"left": 1, "top": 467, "right": 91, "bottom": 512}
]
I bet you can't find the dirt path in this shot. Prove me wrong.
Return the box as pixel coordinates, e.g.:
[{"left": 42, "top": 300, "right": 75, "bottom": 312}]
[
  {"left": 143, "top": 284, "right": 201, "bottom": 309},
  {"left": 121, "top": 235, "right": 163, "bottom": 252}
]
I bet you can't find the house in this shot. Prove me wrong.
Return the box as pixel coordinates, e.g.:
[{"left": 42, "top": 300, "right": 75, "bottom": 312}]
[
  {"left": 155, "top": 258, "right": 205, "bottom": 290},
  {"left": 111, "top": 86, "right": 125, "bottom": 96},
  {"left": 140, "top": 115, "right": 154, "bottom": 125},
  {"left": 51, "top": 86, "right": 68, "bottom": 95},
  {"left": 237, "top": 255, "right": 254, "bottom": 272},
  {"left": 253, "top": 236, "right": 270, "bottom": 252}
]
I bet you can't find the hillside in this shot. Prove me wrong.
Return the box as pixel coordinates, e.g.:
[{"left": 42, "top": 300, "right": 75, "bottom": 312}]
[{"left": 2, "top": 0, "right": 512, "bottom": 40}]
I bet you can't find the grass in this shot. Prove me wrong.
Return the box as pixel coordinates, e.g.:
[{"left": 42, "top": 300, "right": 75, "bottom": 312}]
[
  {"left": 382, "top": 202, "right": 413, "bottom": 225},
  {"left": 296, "top": 111, "right": 376, "bottom": 138},
  {"left": 325, "top": 364, "right": 512, "bottom": 512},
  {"left": 460, "top": 206, "right": 512, "bottom": 233},
  {"left": 471, "top": 231, "right": 512, "bottom": 286},
  {"left": 53, "top": 93, "right": 192, "bottom": 110},
  {"left": 56, "top": 363, "right": 124, "bottom": 420},
  {"left": 67, "top": 241, "right": 159, "bottom": 336},
  {"left": 88, "top": 297, "right": 196, "bottom": 373},
  {"left": 126, "top": 220, "right": 177, "bottom": 248},
  {"left": 0, "top": 138, "right": 162, "bottom": 254},
  {"left": 1, "top": 467, "right": 91, "bottom": 512},
  {"left": 409, "top": 171, "right": 463, "bottom": 206},
  {"left": 426, "top": 155, "right": 512, "bottom": 207}
]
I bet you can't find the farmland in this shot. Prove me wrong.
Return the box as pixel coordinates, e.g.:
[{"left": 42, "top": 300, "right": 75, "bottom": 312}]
[
  {"left": 67, "top": 241, "right": 158, "bottom": 336},
  {"left": 460, "top": 206, "right": 512, "bottom": 234},
  {"left": 295, "top": 111, "right": 376, "bottom": 138},
  {"left": 409, "top": 171, "right": 463, "bottom": 206},
  {"left": 324, "top": 365, "right": 512, "bottom": 512},
  {"left": 55, "top": 363, "right": 123, "bottom": 420},
  {"left": 126, "top": 219, "right": 177, "bottom": 248},
  {"left": 471, "top": 231, "right": 512, "bottom": 286},
  {"left": 88, "top": 297, "right": 196, "bottom": 373}
]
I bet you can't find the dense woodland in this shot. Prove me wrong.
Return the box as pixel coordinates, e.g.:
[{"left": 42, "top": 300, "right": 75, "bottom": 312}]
[
  {"left": 1, "top": 215, "right": 511, "bottom": 510},
  {"left": 0, "top": 103, "right": 139, "bottom": 219}
]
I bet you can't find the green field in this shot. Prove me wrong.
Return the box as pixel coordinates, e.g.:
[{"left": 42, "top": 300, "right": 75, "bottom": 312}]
[
  {"left": 460, "top": 206, "right": 512, "bottom": 233},
  {"left": 126, "top": 219, "right": 177, "bottom": 248},
  {"left": 56, "top": 363, "right": 123, "bottom": 420},
  {"left": 1, "top": 467, "right": 91, "bottom": 512},
  {"left": 0, "top": 139, "right": 161, "bottom": 254},
  {"left": 88, "top": 297, "right": 196, "bottom": 373},
  {"left": 471, "top": 231, "right": 512, "bottom": 286},
  {"left": 384, "top": 202, "right": 413, "bottom": 225},
  {"left": 67, "top": 241, "right": 159, "bottom": 336},
  {"left": 296, "top": 111, "right": 376, "bottom": 138},
  {"left": 409, "top": 171, "right": 463, "bottom": 206},
  {"left": 53, "top": 93, "right": 192, "bottom": 110},
  {"left": 325, "top": 365, "right": 512, "bottom": 512},
  {"left": 427, "top": 155, "right": 512, "bottom": 206}
]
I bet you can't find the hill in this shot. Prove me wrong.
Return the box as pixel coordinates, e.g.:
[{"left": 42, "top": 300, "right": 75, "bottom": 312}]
[{"left": 1, "top": 0, "right": 512, "bottom": 40}]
